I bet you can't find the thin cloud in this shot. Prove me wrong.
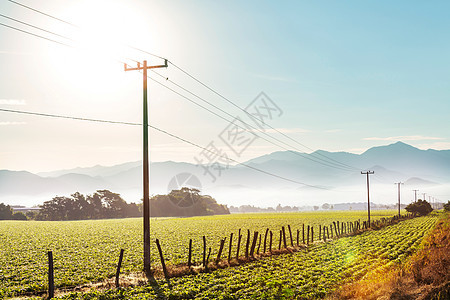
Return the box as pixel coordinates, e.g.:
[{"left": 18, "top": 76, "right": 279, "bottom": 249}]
[
  {"left": 325, "top": 129, "right": 341, "bottom": 133},
  {"left": 417, "top": 142, "right": 450, "bottom": 151},
  {"left": 0, "top": 99, "right": 26, "bottom": 105},
  {"left": 363, "top": 135, "right": 445, "bottom": 141},
  {"left": 0, "top": 121, "right": 27, "bottom": 126}
]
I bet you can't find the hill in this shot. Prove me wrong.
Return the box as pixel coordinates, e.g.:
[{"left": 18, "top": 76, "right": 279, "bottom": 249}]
[{"left": 1, "top": 141, "right": 449, "bottom": 207}]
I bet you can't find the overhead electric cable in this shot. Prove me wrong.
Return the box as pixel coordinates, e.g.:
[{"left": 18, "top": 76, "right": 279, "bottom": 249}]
[
  {"left": 2, "top": 1, "right": 358, "bottom": 172},
  {"left": 7, "top": 0, "right": 77, "bottom": 27},
  {"left": 167, "top": 61, "right": 360, "bottom": 171},
  {"left": 148, "top": 71, "right": 355, "bottom": 172},
  {"left": 0, "top": 22, "right": 72, "bottom": 47},
  {"left": 0, "top": 108, "right": 329, "bottom": 190},
  {"left": 0, "top": 13, "right": 73, "bottom": 40}
]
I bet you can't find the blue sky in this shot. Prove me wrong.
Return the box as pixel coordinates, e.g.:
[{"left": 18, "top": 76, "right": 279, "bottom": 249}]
[{"left": 0, "top": 0, "right": 449, "bottom": 173}]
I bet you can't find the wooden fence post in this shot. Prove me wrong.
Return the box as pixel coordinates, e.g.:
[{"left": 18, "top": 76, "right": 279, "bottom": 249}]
[
  {"left": 302, "top": 224, "right": 305, "bottom": 244},
  {"left": 288, "top": 225, "right": 294, "bottom": 247},
  {"left": 269, "top": 231, "right": 273, "bottom": 253},
  {"left": 47, "top": 251, "right": 54, "bottom": 300},
  {"left": 250, "top": 231, "right": 258, "bottom": 258},
  {"left": 282, "top": 226, "right": 287, "bottom": 249},
  {"left": 319, "top": 225, "right": 322, "bottom": 241},
  {"left": 296, "top": 229, "right": 299, "bottom": 246},
  {"left": 216, "top": 238, "right": 226, "bottom": 264},
  {"left": 202, "top": 235, "right": 207, "bottom": 267},
  {"left": 257, "top": 233, "right": 262, "bottom": 254},
  {"left": 311, "top": 227, "right": 314, "bottom": 244},
  {"left": 245, "top": 230, "right": 250, "bottom": 259},
  {"left": 333, "top": 222, "right": 338, "bottom": 237},
  {"left": 236, "top": 231, "right": 242, "bottom": 260},
  {"left": 263, "top": 228, "right": 269, "bottom": 253},
  {"left": 228, "top": 233, "right": 233, "bottom": 263},
  {"left": 155, "top": 239, "right": 169, "bottom": 279},
  {"left": 115, "top": 249, "right": 124, "bottom": 288},
  {"left": 278, "top": 230, "right": 282, "bottom": 250},
  {"left": 307, "top": 225, "right": 310, "bottom": 245},
  {"left": 205, "top": 247, "right": 211, "bottom": 271},
  {"left": 188, "top": 239, "right": 192, "bottom": 267}
]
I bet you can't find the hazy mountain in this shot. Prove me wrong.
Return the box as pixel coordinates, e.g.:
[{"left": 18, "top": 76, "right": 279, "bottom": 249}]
[
  {"left": 404, "top": 177, "right": 439, "bottom": 186},
  {"left": 1, "top": 142, "right": 449, "bottom": 207},
  {"left": 37, "top": 161, "right": 142, "bottom": 178}
]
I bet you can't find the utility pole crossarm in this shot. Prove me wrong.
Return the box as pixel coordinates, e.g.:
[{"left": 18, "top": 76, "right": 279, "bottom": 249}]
[{"left": 124, "top": 59, "right": 168, "bottom": 72}]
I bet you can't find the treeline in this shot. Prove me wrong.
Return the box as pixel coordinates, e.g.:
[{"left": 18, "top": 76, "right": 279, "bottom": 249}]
[
  {"left": 0, "top": 203, "right": 27, "bottom": 220},
  {"left": 150, "top": 188, "right": 229, "bottom": 217},
  {"left": 37, "top": 190, "right": 141, "bottom": 221},
  {"left": 1, "top": 188, "right": 229, "bottom": 221}
]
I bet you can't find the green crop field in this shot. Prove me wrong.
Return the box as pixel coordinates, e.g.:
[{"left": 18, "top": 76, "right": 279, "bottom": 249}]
[{"left": 0, "top": 210, "right": 439, "bottom": 299}]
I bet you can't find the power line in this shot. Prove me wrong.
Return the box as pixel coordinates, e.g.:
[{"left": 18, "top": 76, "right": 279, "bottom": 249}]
[
  {"left": 0, "top": 14, "right": 73, "bottom": 41},
  {"left": 167, "top": 61, "right": 359, "bottom": 172},
  {"left": 0, "top": 108, "right": 329, "bottom": 190},
  {"left": 0, "top": 22, "right": 72, "bottom": 47},
  {"left": 1, "top": 3, "right": 358, "bottom": 172},
  {"left": 7, "top": 0, "right": 77, "bottom": 27},
  {"left": 147, "top": 71, "right": 355, "bottom": 172},
  {"left": 7, "top": 0, "right": 167, "bottom": 62},
  {"left": 0, "top": 16, "right": 354, "bottom": 173},
  {"left": 5, "top": 0, "right": 357, "bottom": 171}
]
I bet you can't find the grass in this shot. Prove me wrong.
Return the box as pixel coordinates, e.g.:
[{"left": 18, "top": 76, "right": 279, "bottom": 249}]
[
  {"left": 328, "top": 211, "right": 449, "bottom": 300},
  {"left": 0, "top": 210, "right": 433, "bottom": 298}
]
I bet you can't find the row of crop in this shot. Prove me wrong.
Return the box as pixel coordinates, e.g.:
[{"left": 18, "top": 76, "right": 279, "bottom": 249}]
[
  {"left": 0, "top": 211, "right": 413, "bottom": 298},
  {"left": 149, "top": 213, "right": 415, "bottom": 279},
  {"left": 57, "top": 215, "right": 439, "bottom": 300}
]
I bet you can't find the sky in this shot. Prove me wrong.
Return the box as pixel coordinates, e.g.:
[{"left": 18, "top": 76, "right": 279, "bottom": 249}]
[{"left": 1, "top": 0, "right": 449, "bottom": 174}]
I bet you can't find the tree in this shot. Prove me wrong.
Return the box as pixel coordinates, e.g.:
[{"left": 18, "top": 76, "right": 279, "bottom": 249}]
[
  {"left": 0, "top": 203, "right": 13, "bottom": 220},
  {"left": 12, "top": 212, "right": 27, "bottom": 220},
  {"left": 313, "top": 206, "right": 319, "bottom": 211},
  {"left": 322, "top": 203, "right": 330, "bottom": 210},
  {"left": 444, "top": 201, "right": 450, "bottom": 212},
  {"left": 405, "top": 199, "right": 433, "bottom": 216},
  {"left": 37, "top": 190, "right": 139, "bottom": 221}
]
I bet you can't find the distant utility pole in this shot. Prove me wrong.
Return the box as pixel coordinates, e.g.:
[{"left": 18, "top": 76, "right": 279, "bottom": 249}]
[
  {"left": 428, "top": 196, "right": 432, "bottom": 208},
  {"left": 361, "top": 171, "right": 374, "bottom": 227},
  {"left": 125, "top": 59, "right": 168, "bottom": 277},
  {"left": 413, "top": 189, "right": 419, "bottom": 203},
  {"left": 395, "top": 182, "right": 404, "bottom": 217},
  {"left": 422, "top": 193, "right": 426, "bottom": 202}
]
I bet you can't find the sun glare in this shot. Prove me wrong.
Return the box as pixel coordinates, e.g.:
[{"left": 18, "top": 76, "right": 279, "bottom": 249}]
[{"left": 47, "top": 0, "right": 152, "bottom": 89}]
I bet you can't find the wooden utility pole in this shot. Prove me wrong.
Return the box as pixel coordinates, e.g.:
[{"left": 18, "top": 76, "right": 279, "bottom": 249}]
[
  {"left": 361, "top": 171, "right": 374, "bottom": 227},
  {"left": 125, "top": 59, "right": 168, "bottom": 277},
  {"left": 395, "top": 182, "right": 404, "bottom": 217},
  {"left": 413, "top": 189, "right": 419, "bottom": 203}
]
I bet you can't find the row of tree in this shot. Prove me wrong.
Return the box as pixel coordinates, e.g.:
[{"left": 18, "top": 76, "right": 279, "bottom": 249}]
[
  {"left": 1, "top": 188, "right": 229, "bottom": 221},
  {"left": 0, "top": 203, "right": 27, "bottom": 220},
  {"left": 150, "top": 188, "right": 229, "bottom": 217},
  {"left": 36, "top": 190, "right": 140, "bottom": 221}
]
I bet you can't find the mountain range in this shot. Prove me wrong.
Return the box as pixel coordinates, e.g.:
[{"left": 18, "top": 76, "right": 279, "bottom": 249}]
[{"left": 1, "top": 142, "right": 449, "bottom": 207}]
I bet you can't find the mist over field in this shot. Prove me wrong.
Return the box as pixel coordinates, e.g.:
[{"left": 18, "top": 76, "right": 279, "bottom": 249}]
[{"left": 1, "top": 142, "right": 449, "bottom": 208}]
